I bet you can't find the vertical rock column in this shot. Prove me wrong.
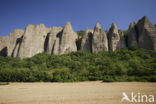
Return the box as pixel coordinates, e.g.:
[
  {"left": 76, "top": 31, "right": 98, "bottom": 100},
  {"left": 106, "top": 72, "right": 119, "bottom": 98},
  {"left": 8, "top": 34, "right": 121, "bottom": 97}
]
[
  {"left": 46, "top": 26, "right": 62, "bottom": 54},
  {"left": 92, "top": 23, "right": 108, "bottom": 53},
  {"left": 59, "top": 22, "right": 78, "bottom": 54},
  {"left": 136, "top": 16, "right": 156, "bottom": 50},
  {"left": 8, "top": 29, "right": 24, "bottom": 57},
  {"left": 107, "top": 23, "right": 120, "bottom": 51},
  {"left": 127, "top": 22, "right": 138, "bottom": 48},
  {"left": 18, "top": 24, "right": 48, "bottom": 58},
  {"left": 80, "top": 28, "right": 93, "bottom": 51}
]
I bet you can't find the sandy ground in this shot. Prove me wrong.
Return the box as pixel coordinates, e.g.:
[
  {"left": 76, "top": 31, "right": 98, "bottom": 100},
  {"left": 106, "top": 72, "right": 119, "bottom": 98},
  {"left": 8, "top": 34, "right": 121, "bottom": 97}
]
[{"left": 0, "top": 81, "right": 156, "bottom": 104}]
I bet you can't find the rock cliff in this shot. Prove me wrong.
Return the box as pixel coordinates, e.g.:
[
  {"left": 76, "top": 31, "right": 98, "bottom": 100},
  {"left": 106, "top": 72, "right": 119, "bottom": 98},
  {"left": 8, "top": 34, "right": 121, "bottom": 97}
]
[
  {"left": 92, "top": 23, "right": 108, "bottom": 53},
  {"left": 0, "top": 16, "right": 156, "bottom": 58},
  {"left": 8, "top": 29, "right": 24, "bottom": 57},
  {"left": 59, "top": 22, "right": 78, "bottom": 54},
  {"left": 127, "top": 22, "right": 138, "bottom": 47},
  {"left": 107, "top": 23, "right": 120, "bottom": 51},
  {"left": 80, "top": 28, "right": 93, "bottom": 51},
  {"left": 18, "top": 24, "right": 48, "bottom": 58},
  {"left": 136, "top": 16, "right": 156, "bottom": 50}
]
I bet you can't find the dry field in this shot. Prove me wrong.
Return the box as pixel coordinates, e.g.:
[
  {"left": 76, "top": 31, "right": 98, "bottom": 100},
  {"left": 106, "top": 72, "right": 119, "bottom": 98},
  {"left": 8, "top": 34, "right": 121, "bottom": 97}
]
[{"left": 0, "top": 81, "right": 156, "bottom": 104}]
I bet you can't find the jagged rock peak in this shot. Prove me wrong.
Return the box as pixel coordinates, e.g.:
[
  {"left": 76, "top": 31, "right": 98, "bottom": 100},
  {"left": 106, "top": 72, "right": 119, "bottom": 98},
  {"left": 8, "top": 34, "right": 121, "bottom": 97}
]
[
  {"left": 94, "top": 23, "right": 101, "bottom": 33},
  {"left": 92, "top": 23, "right": 108, "bottom": 53},
  {"left": 80, "top": 28, "right": 93, "bottom": 51},
  {"left": 94, "top": 22, "right": 101, "bottom": 30},
  {"left": 59, "top": 22, "right": 78, "bottom": 54},
  {"left": 64, "top": 21, "right": 73, "bottom": 32},
  {"left": 136, "top": 16, "right": 156, "bottom": 50},
  {"left": 50, "top": 26, "right": 62, "bottom": 34},
  {"left": 128, "top": 22, "right": 136, "bottom": 31},
  {"left": 139, "top": 16, "right": 150, "bottom": 23},
  {"left": 110, "top": 23, "right": 118, "bottom": 33},
  {"left": 86, "top": 28, "right": 90, "bottom": 32},
  {"left": 85, "top": 28, "right": 93, "bottom": 33},
  {"left": 107, "top": 23, "right": 120, "bottom": 51},
  {"left": 137, "top": 16, "right": 153, "bottom": 27}
]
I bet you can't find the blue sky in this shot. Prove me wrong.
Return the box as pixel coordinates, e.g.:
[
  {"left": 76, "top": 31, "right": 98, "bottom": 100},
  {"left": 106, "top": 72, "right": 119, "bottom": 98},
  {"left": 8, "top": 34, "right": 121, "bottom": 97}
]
[{"left": 0, "top": 0, "right": 156, "bottom": 36}]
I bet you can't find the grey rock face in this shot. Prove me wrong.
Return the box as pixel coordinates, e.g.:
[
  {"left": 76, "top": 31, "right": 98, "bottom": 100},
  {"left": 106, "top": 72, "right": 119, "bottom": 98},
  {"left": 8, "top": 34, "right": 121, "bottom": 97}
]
[
  {"left": 127, "top": 22, "right": 138, "bottom": 48},
  {"left": 18, "top": 24, "right": 48, "bottom": 58},
  {"left": 117, "top": 30, "right": 126, "bottom": 49},
  {"left": 59, "top": 22, "right": 78, "bottom": 54},
  {"left": 0, "top": 16, "right": 156, "bottom": 58},
  {"left": 46, "top": 26, "right": 62, "bottom": 54},
  {"left": 80, "top": 28, "right": 93, "bottom": 51},
  {"left": 136, "top": 16, "right": 156, "bottom": 50},
  {"left": 8, "top": 29, "right": 24, "bottom": 57},
  {"left": 92, "top": 23, "right": 108, "bottom": 53},
  {"left": 0, "top": 36, "right": 9, "bottom": 56},
  {"left": 107, "top": 23, "right": 120, "bottom": 51},
  {"left": 53, "top": 38, "right": 60, "bottom": 55}
]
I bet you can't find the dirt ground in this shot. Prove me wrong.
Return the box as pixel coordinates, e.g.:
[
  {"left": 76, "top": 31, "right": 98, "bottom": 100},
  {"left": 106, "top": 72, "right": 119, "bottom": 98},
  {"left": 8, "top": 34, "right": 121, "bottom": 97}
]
[{"left": 0, "top": 81, "right": 156, "bottom": 104}]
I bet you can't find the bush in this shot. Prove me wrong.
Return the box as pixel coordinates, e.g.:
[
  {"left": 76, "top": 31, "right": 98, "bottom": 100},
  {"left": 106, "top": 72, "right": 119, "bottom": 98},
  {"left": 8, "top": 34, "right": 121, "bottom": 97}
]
[{"left": 0, "top": 48, "right": 156, "bottom": 82}]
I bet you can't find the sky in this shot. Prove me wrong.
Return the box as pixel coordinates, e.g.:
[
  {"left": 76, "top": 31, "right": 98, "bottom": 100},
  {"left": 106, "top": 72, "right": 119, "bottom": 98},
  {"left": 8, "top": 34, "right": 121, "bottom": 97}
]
[{"left": 0, "top": 0, "right": 156, "bottom": 36}]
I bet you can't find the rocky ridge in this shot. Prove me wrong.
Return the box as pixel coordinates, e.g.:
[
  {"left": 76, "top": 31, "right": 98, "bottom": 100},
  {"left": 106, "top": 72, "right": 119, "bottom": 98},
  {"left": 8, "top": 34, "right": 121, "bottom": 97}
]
[{"left": 0, "top": 16, "right": 156, "bottom": 58}]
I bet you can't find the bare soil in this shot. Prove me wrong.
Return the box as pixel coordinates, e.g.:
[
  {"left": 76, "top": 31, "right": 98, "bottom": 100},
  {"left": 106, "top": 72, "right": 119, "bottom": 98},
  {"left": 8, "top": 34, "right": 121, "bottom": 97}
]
[{"left": 0, "top": 81, "right": 156, "bottom": 104}]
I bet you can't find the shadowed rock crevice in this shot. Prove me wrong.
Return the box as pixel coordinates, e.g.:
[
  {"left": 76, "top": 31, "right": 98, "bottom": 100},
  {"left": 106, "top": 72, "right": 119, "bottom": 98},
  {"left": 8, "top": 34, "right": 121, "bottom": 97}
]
[
  {"left": 0, "top": 47, "right": 8, "bottom": 56},
  {"left": 11, "top": 36, "right": 23, "bottom": 57},
  {"left": 44, "top": 33, "right": 50, "bottom": 52}
]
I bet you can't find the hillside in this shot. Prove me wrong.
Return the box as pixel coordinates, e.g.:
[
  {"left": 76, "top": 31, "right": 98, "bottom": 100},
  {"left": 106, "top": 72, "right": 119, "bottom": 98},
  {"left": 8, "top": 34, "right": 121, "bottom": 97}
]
[{"left": 0, "top": 48, "right": 156, "bottom": 82}]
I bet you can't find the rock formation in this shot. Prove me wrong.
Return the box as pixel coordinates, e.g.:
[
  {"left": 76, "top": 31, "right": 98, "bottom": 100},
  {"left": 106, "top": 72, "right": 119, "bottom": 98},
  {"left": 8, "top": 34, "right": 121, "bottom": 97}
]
[
  {"left": 0, "top": 36, "right": 9, "bottom": 56},
  {"left": 18, "top": 24, "right": 48, "bottom": 58},
  {"left": 59, "top": 22, "right": 78, "bottom": 54},
  {"left": 117, "top": 30, "right": 126, "bottom": 49},
  {"left": 46, "top": 26, "right": 62, "bottom": 54},
  {"left": 127, "top": 22, "right": 138, "bottom": 47},
  {"left": 107, "top": 23, "right": 120, "bottom": 51},
  {"left": 136, "top": 16, "right": 156, "bottom": 50},
  {"left": 8, "top": 29, "right": 24, "bottom": 57},
  {"left": 0, "top": 16, "right": 156, "bottom": 58},
  {"left": 92, "top": 23, "right": 108, "bottom": 53},
  {"left": 80, "top": 28, "right": 93, "bottom": 51},
  {"left": 53, "top": 38, "right": 60, "bottom": 55}
]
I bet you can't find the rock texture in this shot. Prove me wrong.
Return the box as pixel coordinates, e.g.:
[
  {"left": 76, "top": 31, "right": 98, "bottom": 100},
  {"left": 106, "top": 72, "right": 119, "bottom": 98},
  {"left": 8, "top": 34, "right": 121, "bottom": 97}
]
[
  {"left": 0, "top": 36, "right": 9, "bottom": 56},
  {"left": 80, "top": 28, "right": 93, "bottom": 51},
  {"left": 53, "top": 38, "right": 60, "bottom": 55},
  {"left": 117, "top": 30, "right": 126, "bottom": 49},
  {"left": 127, "top": 22, "right": 138, "bottom": 47},
  {"left": 107, "top": 23, "right": 120, "bottom": 51},
  {"left": 46, "top": 26, "right": 62, "bottom": 54},
  {"left": 59, "top": 22, "right": 78, "bottom": 54},
  {"left": 18, "top": 24, "right": 48, "bottom": 58},
  {"left": 8, "top": 29, "right": 24, "bottom": 57},
  {"left": 92, "top": 23, "right": 108, "bottom": 53},
  {"left": 136, "top": 16, "right": 156, "bottom": 50},
  {"left": 0, "top": 16, "right": 155, "bottom": 58}
]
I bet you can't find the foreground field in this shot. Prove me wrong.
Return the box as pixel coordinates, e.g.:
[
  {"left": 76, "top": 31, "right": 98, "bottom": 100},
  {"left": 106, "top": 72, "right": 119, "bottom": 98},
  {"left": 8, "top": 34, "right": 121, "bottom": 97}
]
[{"left": 0, "top": 81, "right": 156, "bottom": 104}]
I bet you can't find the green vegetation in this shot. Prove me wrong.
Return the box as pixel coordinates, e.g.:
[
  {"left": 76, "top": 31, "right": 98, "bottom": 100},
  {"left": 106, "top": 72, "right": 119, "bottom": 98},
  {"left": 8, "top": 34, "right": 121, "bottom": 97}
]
[
  {"left": 77, "top": 30, "right": 85, "bottom": 37},
  {"left": 0, "top": 48, "right": 156, "bottom": 82},
  {"left": 0, "top": 82, "right": 9, "bottom": 85},
  {"left": 123, "top": 30, "right": 128, "bottom": 36}
]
